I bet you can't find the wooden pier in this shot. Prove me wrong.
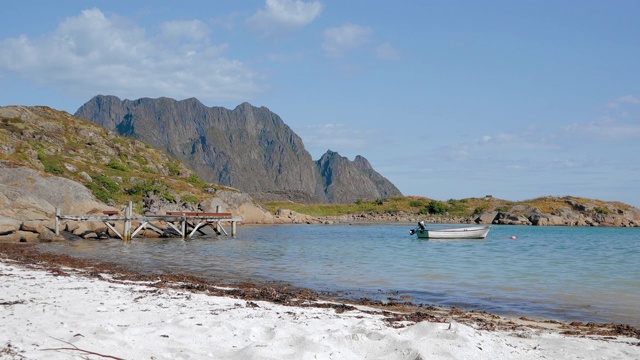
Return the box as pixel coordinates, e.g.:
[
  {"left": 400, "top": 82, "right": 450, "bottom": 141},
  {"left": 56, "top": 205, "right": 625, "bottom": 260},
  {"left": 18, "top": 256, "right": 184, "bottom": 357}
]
[{"left": 55, "top": 201, "right": 243, "bottom": 241}]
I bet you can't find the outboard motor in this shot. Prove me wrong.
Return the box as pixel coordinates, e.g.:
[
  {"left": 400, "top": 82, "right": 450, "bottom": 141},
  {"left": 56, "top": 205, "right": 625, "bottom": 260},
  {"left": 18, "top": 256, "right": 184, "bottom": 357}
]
[
  {"left": 418, "top": 220, "right": 426, "bottom": 230},
  {"left": 409, "top": 229, "right": 415, "bottom": 235}
]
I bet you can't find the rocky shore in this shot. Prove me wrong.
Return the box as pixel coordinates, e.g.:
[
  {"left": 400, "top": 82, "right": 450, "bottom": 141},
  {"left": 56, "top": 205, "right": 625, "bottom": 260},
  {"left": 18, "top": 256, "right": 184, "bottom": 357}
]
[
  {"left": 1, "top": 162, "right": 639, "bottom": 243},
  {"left": 318, "top": 202, "right": 640, "bottom": 227}
]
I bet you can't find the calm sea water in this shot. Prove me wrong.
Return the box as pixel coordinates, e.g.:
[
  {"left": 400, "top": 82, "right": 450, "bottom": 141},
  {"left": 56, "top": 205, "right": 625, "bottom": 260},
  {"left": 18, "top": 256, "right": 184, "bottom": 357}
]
[{"left": 39, "top": 224, "right": 640, "bottom": 326}]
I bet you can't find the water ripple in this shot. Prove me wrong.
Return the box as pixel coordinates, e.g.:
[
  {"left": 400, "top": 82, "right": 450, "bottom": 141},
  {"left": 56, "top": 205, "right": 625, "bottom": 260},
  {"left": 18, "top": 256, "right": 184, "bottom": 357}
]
[{"left": 39, "top": 224, "right": 640, "bottom": 326}]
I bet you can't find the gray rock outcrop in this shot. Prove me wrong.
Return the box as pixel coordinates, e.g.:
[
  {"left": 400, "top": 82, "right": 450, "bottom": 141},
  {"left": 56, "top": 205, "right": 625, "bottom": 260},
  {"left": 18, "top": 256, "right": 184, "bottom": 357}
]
[
  {"left": 0, "top": 164, "right": 117, "bottom": 242},
  {"left": 0, "top": 164, "right": 112, "bottom": 217},
  {"left": 472, "top": 201, "right": 639, "bottom": 227},
  {"left": 200, "top": 190, "right": 275, "bottom": 224}
]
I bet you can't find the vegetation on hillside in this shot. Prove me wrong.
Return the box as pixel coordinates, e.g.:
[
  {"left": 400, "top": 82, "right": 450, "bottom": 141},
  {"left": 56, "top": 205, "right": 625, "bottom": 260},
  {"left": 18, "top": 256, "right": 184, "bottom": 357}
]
[
  {"left": 262, "top": 195, "right": 635, "bottom": 218},
  {"left": 0, "top": 106, "right": 230, "bottom": 209}
]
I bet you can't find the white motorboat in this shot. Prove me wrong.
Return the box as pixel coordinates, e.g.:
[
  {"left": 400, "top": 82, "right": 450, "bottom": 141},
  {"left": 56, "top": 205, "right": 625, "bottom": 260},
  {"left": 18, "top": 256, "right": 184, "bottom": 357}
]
[{"left": 409, "top": 221, "right": 490, "bottom": 239}]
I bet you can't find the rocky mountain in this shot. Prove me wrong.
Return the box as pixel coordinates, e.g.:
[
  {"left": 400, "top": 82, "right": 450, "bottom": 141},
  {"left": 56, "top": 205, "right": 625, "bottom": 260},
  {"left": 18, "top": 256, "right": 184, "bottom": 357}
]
[
  {"left": 74, "top": 95, "right": 402, "bottom": 203},
  {"left": 0, "top": 105, "right": 281, "bottom": 237},
  {"left": 317, "top": 151, "right": 401, "bottom": 203}
]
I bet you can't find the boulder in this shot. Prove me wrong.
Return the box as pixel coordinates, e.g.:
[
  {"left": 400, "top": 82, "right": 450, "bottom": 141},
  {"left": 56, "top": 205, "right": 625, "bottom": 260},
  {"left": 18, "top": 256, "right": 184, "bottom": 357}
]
[
  {"left": 622, "top": 210, "right": 640, "bottom": 222},
  {"left": 138, "top": 228, "right": 163, "bottom": 238},
  {"left": 200, "top": 190, "right": 273, "bottom": 224},
  {"left": 554, "top": 207, "right": 586, "bottom": 225},
  {"left": 0, "top": 230, "right": 40, "bottom": 243},
  {"left": 37, "top": 226, "right": 65, "bottom": 242},
  {"left": 596, "top": 214, "right": 624, "bottom": 227},
  {"left": 273, "top": 209, "right": 321, "bottom": 224},
  {"left": 529, "top": 213, "right": 566, "bottom": 226},
  {"left": 65, "top": 222, "right": 81, "bottom": 232},
  {"left": 0, "top": 183, "right": 54, "bottom": 220},
  {"left": 0, "top": 165, "right": 116, "bottom": 217},
  {"left": 72, "top": 223, "right": 92, "bottom": 237},
  {"left": 0, "top": 216, "right": 21, "bottom": 227},
  {"left": 235, "top": 203, "right": 275, "bottom": 224},
  {"left": 20, "top": 220, "right": 55, "bottom": 233},
  {"left": 566, "top": 200, "right": 596, "bottom": 212},
  {"left": 475, "top": 211, "right": 498, "bottom": 224},
  {"left": 495, "top": 213, "right": 531, "bottom": 225},
  {"left": 0, "top": 223, "right": 17, "bottom": 236},
  {"left": 82, "top": 232, "right": 99, "bottom": 239}
]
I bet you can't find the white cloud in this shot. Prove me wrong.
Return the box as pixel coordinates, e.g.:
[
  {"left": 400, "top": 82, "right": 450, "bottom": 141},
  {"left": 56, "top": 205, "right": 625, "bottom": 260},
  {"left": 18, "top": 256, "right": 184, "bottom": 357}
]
[
  {"left": 606, "top": 95, "right": 640, "bottom": 109},
  {"left": 565, "top": 96, "right": 640, "bottom": 139},
  {"left": 0, "top": 8, "right": 260, "bottom": 103},
  {"left": 248, "top": 0, "right": 322, "bottom": 34},
  {"left": 323, "top": 23, "right": 373, "bottom": 58},
  {"left": 295, "top": 123, "right": 379, "bottom": 158},
  {"left": 160, "top": 20, "right": 210, "bottom": 43},
  {"left": 574, "top": 116, "right": 640, "bottom": 139},
  {"left": 437, "top": 128, "right": 566, "bottom": 165},
  {"left": 375, "top": 42, "right": 401, "bottom": 60},
  {"left": 266, "top": 51, "right": 305, "bottom": 62}
]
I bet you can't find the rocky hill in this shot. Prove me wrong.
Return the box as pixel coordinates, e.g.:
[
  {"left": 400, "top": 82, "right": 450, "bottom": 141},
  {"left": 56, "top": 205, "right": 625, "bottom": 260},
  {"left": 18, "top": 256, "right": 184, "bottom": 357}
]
[
  {"left": 74, "top": 95, "right": 402, "bottom": 204},
  {"left": 0, "top": 105, "right": 294, "bottom": 242}
]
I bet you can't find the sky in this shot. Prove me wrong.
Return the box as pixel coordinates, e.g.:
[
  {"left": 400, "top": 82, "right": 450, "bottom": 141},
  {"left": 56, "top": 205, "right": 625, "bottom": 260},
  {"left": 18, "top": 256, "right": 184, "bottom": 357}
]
[{"left": 1, "top": 1, "right": 639, "bottom": 207}]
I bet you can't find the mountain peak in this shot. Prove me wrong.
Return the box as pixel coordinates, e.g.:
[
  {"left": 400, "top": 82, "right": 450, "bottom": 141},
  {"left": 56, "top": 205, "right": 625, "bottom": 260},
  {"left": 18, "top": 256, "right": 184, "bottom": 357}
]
[{"left": 75, "top": 95, "right": 402, "bottom": 203}]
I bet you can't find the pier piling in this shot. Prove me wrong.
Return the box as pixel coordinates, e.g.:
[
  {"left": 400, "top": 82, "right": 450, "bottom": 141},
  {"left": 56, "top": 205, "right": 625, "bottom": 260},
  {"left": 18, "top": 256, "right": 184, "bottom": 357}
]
[{"left": 54, "top": 203, "right": 242, "bottom": 241}]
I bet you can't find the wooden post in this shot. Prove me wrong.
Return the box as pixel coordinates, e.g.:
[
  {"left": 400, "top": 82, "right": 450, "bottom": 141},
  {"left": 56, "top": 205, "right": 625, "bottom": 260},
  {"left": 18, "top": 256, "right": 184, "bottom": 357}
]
[
  {"left": 50, "top": 203, "right": 239, "bottom": 240},
  {"left": 123, "top": 201, "right": 132, "bottom": 241},
  {"left": 55, "top": 208, "right": 60, "bottom": 235},
  {"left": 181, "top": 216, "right": 186, "bottom": 240},
  {"left": 216, "top": 205, "right": 222, "bottom": 234}
]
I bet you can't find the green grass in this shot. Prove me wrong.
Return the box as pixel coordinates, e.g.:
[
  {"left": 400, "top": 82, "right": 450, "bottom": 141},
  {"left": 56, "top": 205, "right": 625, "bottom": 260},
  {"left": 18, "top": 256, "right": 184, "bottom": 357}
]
[
  {"left": 263, "top": 196, "right": 475, "bottom": 217},
  {"left": 168, "top": 162, "right": 181, "bottom": 176},
  {"left": 107, "top": 158, "right": 129, "bottom": 172},
  {"left": 37, "top": 150, "right": 65, "bottom": 175},
  {"left": 259, "top": 195, "right": 635, "bottom": 219},
  {"left": 182, "top": 194, "right": 199, "bottom": 204},
  {"left": 187, "top": 173, "right": 205, "bottom": 186}
]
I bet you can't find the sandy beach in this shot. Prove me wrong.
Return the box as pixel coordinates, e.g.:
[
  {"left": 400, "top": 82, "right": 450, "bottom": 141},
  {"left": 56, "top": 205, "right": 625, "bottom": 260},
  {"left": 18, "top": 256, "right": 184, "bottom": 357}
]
[{"left": 1, "top": 245, "right": 639, "bottom": 360}]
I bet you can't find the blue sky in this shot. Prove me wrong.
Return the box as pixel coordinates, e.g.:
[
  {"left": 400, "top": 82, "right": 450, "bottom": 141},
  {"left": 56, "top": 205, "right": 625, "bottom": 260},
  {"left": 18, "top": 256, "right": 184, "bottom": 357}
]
[{"left": 1, "top": 1, "right": 639, "bottom": 207}]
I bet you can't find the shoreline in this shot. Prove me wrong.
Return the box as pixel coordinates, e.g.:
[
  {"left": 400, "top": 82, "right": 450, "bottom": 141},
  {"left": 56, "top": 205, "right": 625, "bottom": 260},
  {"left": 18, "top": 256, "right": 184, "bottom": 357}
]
[
  {"left": 3, "top": 242, "right": 640, "bottom": 333},
  {"left": 2, "top": 243, "right": 640, "bottom": 359}
]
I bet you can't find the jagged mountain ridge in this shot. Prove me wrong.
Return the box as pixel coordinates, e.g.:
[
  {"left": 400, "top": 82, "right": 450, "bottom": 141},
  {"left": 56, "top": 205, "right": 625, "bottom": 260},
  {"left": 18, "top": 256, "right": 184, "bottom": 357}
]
[
  {"left": 75, "top": 95, "right": 402, "bottom": 203},
  {"left": 317, "top": 151, "right": 401, "bottom": 203}
]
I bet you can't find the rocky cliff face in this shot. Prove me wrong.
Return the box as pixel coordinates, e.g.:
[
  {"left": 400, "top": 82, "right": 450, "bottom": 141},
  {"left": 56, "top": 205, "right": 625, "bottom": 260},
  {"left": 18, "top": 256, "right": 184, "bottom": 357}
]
[
  {"left": 75, "top": 95, "right": 402, "bottom": 203},
  {"left": 316, "top": 151, "right": 402, "bottom": 204}
]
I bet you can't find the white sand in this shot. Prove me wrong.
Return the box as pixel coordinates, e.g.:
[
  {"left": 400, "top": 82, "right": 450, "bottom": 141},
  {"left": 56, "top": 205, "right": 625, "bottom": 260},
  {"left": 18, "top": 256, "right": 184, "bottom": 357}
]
[{"left": 1, "top": 259, "right": 639, "bottom": 360}]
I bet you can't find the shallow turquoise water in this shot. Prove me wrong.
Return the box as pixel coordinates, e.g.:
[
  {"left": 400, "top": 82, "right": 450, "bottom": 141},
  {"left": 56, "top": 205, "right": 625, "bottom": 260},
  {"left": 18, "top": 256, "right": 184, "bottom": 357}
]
[{"left": 40, "top": 224, "right": 640, "bottom": 326}]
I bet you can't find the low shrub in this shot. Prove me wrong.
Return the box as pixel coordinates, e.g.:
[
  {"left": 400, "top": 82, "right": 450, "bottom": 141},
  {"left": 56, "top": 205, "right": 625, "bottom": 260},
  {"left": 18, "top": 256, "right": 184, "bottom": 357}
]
[
  {"left": 427, "top": 200, "right": 447, "bottom": 215},
  {"left": 182, "top": 194, "right": 198, "bottom": 204},
  {"left": 107, "top": 159, "right": 128, "bottom": 172}
]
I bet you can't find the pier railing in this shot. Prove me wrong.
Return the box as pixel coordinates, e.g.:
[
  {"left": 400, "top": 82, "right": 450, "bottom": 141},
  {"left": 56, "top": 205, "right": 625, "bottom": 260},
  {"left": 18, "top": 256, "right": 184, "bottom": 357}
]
[{"left": 55, "top": 201, "right": 243, "bottom": 241}]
